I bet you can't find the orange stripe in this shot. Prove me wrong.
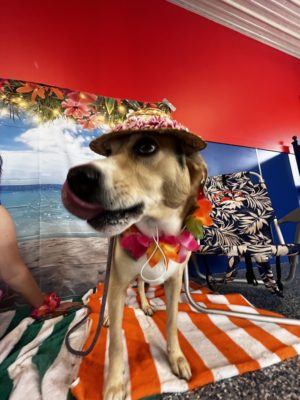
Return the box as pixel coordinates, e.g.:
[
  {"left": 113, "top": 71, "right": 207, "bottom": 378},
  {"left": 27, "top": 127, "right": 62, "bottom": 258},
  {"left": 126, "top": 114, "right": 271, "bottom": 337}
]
[
  {"left": 86, "top": 283, "right": 104, "bottom": 313},
  {"left": 152, "top": 286, "right": 166, "bottom": 298},
  {"left": 198, "top": 291, "right": 299, "bottom": 361},
  {"left": 212, "top": 292, "right": 300, "bottom": 343},
  {"left": 188, "top": 312, "right": 261, "bottom": 374},
  {"left": 255, "top": 307, "right": 282, "bottom": 317},
  {"left": 187, "top": 287, "right": 299, "bottom": 361},
  {"left": 72, "top": 283, "right": 108, "bottom": 399},
  {"left": 228, "top": 317, "right": 298, "bottom": 361},
  {"left": 250, "top": 304, "right": 300, "bottom": 339},
  {"left": 71, "top": 313, "right": 108, "bottom": 400},
  {"left": 183, "top": 293, "right": 240, "bottom": 309},
  {"left": 220, "top": 293, "right": 251, "bottom": 306},
  {"left": 122, "top": 308, "right": 161, "bottom": 399},
  {"left": 279, "top": 324, "right": 300, "bottom": 338},
  {"left": 153, "top": 311, "right": 214, "bottom": 391}
]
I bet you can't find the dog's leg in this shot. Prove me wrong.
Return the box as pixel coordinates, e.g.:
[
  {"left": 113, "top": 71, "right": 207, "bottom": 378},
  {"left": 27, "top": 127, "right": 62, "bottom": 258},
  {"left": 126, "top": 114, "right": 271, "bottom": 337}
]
[
  {"left": 137, "top": 277, "right": 154, "bottom": 316},
  {"left": 103, "top": 303, "right": 110, "bottom": 327},
  {"left": 164, "top": 266, "right": 192, "bottom": 381},
  {"left": 104, "top": 269, "right": 129, "bottom": 400}
]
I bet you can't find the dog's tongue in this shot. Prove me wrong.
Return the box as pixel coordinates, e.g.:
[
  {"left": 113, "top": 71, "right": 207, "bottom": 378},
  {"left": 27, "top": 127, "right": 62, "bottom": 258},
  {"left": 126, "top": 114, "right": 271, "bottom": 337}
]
[{"left": 61, "top": 181, "right": 104, "bottom": 220}]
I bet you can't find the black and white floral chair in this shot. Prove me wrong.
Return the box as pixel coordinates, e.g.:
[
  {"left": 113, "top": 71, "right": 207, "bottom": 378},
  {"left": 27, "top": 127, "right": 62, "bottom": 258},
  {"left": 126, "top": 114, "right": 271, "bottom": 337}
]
[{"left": 192, "top": 171, "right": 300, "bottom": 295}]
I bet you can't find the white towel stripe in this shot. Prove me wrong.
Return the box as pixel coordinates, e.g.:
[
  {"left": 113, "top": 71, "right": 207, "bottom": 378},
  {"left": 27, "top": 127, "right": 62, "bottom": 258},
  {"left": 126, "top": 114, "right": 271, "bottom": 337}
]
[
  {"left": 125, "top": 287, "right": 139, "bottom": 309},
  {"left": 209, "top": 314, "right": 281, "bottom": 368},
  {"left": 9, "top": 363, "right": 42, "bottom": 400},
  {"left": 149, "top": 297, "right": 166, "bottom": 311},
  {"left": 0, "top": 317, "right": 34, "bottom": 363},
  {"left": 8, "top": 317, "right": 62, "bottom": 400},
  {"left": 135, "top": 309, "right": 189, "bottom": 393},
  {"left": 228, "top": 304, "right": 260, "bottom": 314},
  {"left": 250, "top": 320, "right": 300, "bottom": 354},
  {"left": 145, "top": 286, "right": 157, "bottom": 299},
  {"left": 206, "top": 294, "right": 230, "bottom": 304},
  {"left": 178, "top": 313, "right": 238, "bottom": 381},
  {"left": 42, "top": 309, "right": 89, "bottom": 400}
]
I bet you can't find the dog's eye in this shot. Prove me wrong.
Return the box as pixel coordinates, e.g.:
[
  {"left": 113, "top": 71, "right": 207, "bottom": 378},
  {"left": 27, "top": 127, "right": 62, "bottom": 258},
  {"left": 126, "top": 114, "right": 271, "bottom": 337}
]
[{"left": 134, "top": 138, "right": 158, "bottom": 156}]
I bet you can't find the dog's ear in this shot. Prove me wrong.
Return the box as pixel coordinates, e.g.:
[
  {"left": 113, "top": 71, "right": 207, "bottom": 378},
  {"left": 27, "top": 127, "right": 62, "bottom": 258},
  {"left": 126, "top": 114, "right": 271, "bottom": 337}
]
[{"left": 186, "top": 152, "right": 207, "bottom": 194}]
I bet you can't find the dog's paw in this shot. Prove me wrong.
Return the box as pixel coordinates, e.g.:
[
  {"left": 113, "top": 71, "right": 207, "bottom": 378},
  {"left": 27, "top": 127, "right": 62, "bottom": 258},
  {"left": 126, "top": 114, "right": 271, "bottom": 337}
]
[
  {"left": 169, "top": 354, "right": 192, "bottom": 381},
  {"left": 141, "top": 303, "right": 154, "bottom": 316},
  {"left": 104, "top": 381, "right": 125, "bottom": 400}
]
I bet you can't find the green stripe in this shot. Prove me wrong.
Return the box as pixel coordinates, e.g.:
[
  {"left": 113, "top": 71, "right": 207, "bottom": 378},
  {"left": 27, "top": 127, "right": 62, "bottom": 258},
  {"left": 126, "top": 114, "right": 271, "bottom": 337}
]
[
  {"left": 0, "top": 321, "right": 43, "bottom": 400},
  {"left": 67, "top": 390, "right": 77, "bottom": 400},
  {"left": 32, "top": 311, "right": 76, "bottom": 380}
]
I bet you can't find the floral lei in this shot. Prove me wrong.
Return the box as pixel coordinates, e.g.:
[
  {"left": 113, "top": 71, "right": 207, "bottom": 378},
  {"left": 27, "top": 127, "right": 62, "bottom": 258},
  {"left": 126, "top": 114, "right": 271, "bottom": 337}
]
[{"left": 120, "top": 191, "right": 213, "bottom": 269}]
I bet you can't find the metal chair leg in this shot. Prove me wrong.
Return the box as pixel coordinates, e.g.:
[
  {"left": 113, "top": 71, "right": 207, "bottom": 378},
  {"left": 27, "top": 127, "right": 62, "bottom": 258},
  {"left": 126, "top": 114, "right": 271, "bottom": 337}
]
[
  {"left": 282, "top": 256, "right": 298, "bottom": 284},
  {"left": 278, "top": 211, "right": 300, "bottom": 284},
  {"left": 183, "top": 264, "right": 300, "bottom": 326},
  {"left": 191, "top": 253, "right": 264, "bottom": 285}
]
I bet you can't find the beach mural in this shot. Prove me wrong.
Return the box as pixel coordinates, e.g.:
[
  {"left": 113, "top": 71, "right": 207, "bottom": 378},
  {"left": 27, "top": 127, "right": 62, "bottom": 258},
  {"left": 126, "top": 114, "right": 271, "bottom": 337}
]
[{"left": 0, "top": 78, "right": 171, "bottom": 305}]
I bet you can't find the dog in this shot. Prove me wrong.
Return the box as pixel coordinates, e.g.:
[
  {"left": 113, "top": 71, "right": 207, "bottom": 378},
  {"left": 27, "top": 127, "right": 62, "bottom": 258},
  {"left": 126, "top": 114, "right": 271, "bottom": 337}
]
[{"left": 62, "top": 109, "right": 207, "bottom": 399}]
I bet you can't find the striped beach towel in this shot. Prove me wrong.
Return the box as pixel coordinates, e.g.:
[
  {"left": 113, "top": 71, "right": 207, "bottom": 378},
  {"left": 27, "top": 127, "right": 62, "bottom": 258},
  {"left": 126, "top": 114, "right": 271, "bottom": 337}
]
[
  {"left": 1, "top": 284, "right": 300, "bottom": 400},
  {"left": 72, "top": 282, "right": 300, "bottom": 400},
  {"left": 0, "top": 297, "right": 90, "bottom": 400}
]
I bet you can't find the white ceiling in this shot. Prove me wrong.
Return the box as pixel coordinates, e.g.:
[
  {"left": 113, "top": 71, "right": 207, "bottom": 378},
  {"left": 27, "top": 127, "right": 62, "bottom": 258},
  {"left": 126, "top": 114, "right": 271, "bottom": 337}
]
[{"left": 168, "top": 0, "right": 300, "bottom": 59}]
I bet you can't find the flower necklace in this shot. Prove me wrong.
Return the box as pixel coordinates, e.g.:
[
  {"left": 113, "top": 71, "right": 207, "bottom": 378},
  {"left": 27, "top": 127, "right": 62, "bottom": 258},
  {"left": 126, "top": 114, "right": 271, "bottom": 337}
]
[{"left": 120, "top": 191, "right": 213, "bottom": 283}]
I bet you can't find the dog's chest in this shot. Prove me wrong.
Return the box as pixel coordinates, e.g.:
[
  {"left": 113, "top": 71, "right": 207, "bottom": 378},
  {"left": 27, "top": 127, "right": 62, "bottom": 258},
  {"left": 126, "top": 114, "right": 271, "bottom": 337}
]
[{"left": 132, "top": 253, "right": 190, "bottom": 285}]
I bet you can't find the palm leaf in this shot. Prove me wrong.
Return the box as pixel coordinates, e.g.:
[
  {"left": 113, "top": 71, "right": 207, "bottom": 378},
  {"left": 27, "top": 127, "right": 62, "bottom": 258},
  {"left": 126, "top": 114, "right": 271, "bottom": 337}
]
[{"left": 105, "top": 97, "right": 116, "bottom": 115}]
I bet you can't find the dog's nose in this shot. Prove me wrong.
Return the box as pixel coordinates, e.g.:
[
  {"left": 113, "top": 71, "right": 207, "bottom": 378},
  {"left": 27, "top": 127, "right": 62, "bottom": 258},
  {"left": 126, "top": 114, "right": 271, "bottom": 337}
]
[{"left": 67, "top": 165, "right": 101, "bottom": 202}]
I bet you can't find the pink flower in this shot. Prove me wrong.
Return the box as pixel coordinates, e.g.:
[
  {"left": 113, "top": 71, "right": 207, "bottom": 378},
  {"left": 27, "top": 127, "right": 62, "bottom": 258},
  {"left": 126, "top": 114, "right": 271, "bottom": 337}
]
[
  {"left": 0, "top": 79, "right": 11, "bottom": 93},
  {"left": 67, "top": 91, "right": 97, "bottom": 104},
  {"left": 78, "top": 114, "right": 99, "bottom": 130},
  {"left": 61, "top": 98, "right": 91, "bottom": 119},
  {"left": 112, "top": 113, "right": 189, "bottom": 133}
]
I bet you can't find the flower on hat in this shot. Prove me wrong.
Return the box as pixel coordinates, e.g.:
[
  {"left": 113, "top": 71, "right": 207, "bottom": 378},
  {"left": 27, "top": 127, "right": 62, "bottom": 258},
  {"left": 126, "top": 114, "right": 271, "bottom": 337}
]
[{"left": 112, "top": 109, "right": 189, "bottom": 133}]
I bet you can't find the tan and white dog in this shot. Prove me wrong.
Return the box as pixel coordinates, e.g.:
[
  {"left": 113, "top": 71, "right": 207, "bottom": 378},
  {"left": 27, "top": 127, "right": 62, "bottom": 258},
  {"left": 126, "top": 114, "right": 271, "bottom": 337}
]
[{"left": 62, "top": 109, "right": 207, "bottom": 400}]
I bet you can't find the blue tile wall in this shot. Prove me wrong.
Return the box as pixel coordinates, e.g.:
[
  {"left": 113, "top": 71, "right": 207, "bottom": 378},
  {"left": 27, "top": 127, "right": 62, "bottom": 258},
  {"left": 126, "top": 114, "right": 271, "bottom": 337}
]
[
  {"left": 257, "top": 150, "right": 298, "bottom": 243},
  {"left": 202, "top": 142, "right": 259, "bottom": 176}
]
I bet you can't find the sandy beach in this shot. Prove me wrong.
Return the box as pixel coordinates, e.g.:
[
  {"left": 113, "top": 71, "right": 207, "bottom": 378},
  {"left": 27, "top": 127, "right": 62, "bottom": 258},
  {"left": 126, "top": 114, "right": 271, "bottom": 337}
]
[{"left": 18, "top": 236, "right": 109, "bottom": 297}]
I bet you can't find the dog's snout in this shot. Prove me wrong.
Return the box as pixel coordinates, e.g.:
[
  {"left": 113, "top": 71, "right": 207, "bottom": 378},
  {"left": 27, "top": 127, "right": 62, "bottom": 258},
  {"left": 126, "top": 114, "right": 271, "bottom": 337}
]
[{"left": 67, "top": 165, "right": 101, "bottom": 202}]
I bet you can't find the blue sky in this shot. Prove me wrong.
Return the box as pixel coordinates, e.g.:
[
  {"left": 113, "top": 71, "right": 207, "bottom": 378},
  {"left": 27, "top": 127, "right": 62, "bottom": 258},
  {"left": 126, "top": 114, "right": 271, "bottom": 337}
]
[
  {"left": 0, "top": 116, "right": 31, "bottom": 150},
  {"left": 0, "top": 109, "right": 103, "bottom": 185}
]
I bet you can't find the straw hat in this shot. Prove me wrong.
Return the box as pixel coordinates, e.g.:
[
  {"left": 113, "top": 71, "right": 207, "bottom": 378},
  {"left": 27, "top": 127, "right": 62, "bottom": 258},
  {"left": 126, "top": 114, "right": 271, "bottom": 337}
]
[{"left": 89, "top": 108, "right": 207, "bottom": 155}]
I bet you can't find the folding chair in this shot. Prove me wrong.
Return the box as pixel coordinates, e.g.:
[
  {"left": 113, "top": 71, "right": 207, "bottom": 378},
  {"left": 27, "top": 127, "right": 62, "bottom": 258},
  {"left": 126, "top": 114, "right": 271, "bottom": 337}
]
[
  {"left": 278, "top": 207, "right": 300, "bottom": 284},
  {"left": 183, "top": 171, "right": 300, "bottom": 326}
]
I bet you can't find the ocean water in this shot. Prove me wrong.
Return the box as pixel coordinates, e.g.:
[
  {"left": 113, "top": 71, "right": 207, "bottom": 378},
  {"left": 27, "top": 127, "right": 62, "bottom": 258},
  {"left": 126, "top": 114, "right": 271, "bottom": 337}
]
[{"left": 0, "top": 184, "right": 98, "bottom": 240}]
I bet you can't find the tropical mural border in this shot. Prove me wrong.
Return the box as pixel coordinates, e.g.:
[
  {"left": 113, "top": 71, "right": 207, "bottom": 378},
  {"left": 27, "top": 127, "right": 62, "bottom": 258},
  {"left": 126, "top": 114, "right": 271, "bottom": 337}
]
[{"left": 0, "top": 78, "right": 172, "bottom": 129}]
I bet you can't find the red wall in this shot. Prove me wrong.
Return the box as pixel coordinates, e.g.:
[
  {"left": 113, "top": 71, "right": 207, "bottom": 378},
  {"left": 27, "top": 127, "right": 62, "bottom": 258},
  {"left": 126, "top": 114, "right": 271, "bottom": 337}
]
[{"left": 0, "top": 0, "right": 300, "bottom": 152}]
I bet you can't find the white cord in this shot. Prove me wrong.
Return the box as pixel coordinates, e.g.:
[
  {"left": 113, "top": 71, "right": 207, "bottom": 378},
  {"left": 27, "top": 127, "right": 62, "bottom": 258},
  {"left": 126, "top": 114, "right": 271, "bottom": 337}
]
[{"left": 140, "top": 226, "right": 168, "bottom": 283}]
